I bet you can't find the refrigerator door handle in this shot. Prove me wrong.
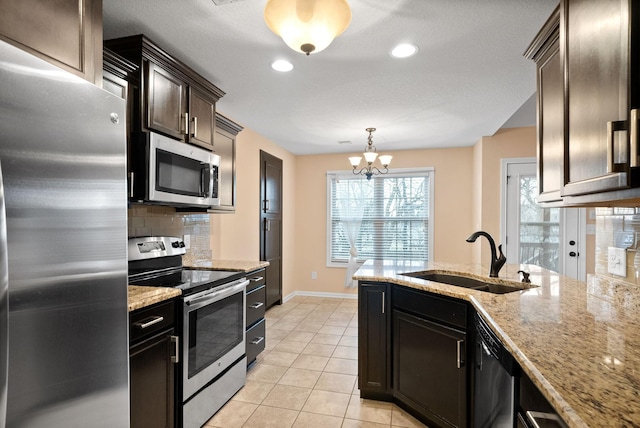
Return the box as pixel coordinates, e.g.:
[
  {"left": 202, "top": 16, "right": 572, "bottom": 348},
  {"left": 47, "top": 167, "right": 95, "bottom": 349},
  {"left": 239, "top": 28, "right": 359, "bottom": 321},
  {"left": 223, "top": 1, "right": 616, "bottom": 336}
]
[{"left": 0, "top": 161, "right": 8, "bottom": 428}]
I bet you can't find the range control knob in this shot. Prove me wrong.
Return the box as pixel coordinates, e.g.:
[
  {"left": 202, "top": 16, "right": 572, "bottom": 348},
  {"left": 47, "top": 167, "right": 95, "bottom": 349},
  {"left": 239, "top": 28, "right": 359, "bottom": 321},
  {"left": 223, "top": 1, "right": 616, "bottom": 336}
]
[
  {"left": 171, "top": 241, "right": 180, "bottom": 248},
  {"left": 179, "top": 241, "right": 185, "bottom": 248}
]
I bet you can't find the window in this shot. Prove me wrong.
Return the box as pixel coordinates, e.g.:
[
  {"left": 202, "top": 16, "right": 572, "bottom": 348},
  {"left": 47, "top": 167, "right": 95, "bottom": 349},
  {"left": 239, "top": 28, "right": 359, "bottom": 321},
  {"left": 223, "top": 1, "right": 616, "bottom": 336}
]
[{"left": 327, "top": 169, "right": 434, "bottom": 266}]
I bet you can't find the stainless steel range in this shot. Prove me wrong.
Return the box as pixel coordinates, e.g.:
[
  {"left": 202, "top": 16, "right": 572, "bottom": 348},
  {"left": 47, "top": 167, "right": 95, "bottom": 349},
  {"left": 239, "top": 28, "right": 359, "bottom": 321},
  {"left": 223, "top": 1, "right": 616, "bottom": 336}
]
[{"left": 128, "top": 236, "right": 248, "bottom": 428}]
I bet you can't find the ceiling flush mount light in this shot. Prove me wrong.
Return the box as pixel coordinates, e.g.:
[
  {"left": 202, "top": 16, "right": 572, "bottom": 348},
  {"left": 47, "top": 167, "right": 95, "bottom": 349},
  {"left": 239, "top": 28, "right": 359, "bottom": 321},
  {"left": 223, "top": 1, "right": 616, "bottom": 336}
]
[
  {"left": 264, "top": 0, "right": 352, "bottom": 56},
  {"left": 349, "top": 128, "right": 392, "bottom": 180},
  {"left": 391, "top": 43, "right": 418, "bottom": 58}
]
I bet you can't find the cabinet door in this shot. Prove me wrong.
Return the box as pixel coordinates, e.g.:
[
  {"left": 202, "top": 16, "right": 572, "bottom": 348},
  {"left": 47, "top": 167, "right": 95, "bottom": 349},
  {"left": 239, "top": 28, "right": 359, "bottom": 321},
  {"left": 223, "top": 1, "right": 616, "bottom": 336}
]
[
  {"left": 393, "top": 310, "right": 466, "bottom": 428},
  {"left": 358, "top": 283, "right": 390, "bottom": 395},
  {"left": 146, "top": 62, "right": 188, "bottom": 140},
  {"left": 130, "top": 330, "right": 175, "bottom": 428},
  {"left": 214, "top": 127, "right": 236, "bottom": 210},
  {"left": 533, "top": 10, "right": 564, "bottom": 203},
  {"left": 0, "top": 0, "right": 101, "bottom": 83},
  {"left": 188, "top": 87, "right": 216, "bottom": 149},
  {"left": 562, "top": 0, "right": 633, "bottom": 196}
]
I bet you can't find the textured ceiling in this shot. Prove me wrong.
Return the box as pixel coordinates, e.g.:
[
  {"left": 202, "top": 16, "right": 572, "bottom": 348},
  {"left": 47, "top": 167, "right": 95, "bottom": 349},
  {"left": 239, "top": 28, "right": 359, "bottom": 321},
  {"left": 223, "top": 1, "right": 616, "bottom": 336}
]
[{"left": 102, "top": 0, "right": 557, "bottom": 155}]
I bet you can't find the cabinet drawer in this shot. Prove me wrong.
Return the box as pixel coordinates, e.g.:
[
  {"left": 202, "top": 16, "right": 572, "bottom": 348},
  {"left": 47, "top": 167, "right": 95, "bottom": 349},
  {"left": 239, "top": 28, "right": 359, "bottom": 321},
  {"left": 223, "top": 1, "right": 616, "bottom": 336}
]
[
  {"left": 246, "top": 318, "right": 266, "bottom": 365},
  {"left": 246, "top": 271, "right": 266, "bottom": 293},
  {"left": 130, "top": 299, "right": 175, "bottom": 344},
  {"left": 394, "top": 286, "right": 467, "bottom": 330},
  {"left": 246, "top": 285, "right": 266, "bottom": 328}
]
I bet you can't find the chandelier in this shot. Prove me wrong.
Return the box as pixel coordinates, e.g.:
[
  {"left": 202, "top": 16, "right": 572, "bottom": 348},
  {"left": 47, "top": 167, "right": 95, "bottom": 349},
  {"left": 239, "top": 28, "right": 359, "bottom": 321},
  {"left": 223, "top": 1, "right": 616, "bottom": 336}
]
[
  {"left": 264, "top": 0, "right": 352, "bottom": 56},
  {"left": 349, "top": 128, "right": 392, "bottom": 180}
]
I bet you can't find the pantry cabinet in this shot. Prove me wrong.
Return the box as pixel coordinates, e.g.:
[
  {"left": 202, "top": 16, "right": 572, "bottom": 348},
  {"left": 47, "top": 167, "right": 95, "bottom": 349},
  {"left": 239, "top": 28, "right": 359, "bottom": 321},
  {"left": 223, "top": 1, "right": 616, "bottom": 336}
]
[
  {"left": 527, "top": 1, "right": 640, "bottom": 206},
  {"left": 0, "top": 0, "right": 102, "bottom": 84},
  {"left": 104, "top": 35, "right": 225, "bottom": 150}
]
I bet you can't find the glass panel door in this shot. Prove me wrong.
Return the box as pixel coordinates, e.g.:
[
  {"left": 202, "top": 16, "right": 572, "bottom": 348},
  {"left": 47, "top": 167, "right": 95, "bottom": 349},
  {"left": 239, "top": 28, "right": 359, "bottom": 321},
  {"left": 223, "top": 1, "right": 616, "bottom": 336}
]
[{"left": 503, "top": 159, "right": 585, "bottom": 280}]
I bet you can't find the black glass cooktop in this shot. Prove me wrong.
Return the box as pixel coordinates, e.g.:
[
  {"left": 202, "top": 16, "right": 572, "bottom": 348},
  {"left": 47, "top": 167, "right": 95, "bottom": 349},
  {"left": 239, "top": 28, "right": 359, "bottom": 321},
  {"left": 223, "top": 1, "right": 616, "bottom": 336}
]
[{"left": 129, "top": 268, "right": 240, "bottom": 294}]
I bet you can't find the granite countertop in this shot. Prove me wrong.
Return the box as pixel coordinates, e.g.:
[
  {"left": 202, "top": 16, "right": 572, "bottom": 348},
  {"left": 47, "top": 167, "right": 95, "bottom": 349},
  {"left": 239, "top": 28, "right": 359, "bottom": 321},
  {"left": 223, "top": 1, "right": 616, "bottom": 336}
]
[
  {"left": 182, "top": 256, "right": 269, "bottom": 273},
  {"left": 354, "top": 260, "right": 640, "bottom": 428},
  {"left": 128, "top": 286, "right": 181, "bottom": 312}
]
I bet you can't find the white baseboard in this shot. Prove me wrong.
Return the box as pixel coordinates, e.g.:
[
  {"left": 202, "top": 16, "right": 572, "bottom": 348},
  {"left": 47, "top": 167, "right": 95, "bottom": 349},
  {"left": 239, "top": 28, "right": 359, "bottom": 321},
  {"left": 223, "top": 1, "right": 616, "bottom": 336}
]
[{"left": 283, "top": 290, "right": 358, "bottom": 303}]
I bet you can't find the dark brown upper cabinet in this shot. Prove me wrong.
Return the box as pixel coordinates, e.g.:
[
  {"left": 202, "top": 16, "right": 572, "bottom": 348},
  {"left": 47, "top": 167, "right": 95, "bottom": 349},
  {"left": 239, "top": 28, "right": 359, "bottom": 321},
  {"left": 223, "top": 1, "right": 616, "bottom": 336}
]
[
  {"left": 211, "top": 114, "right": 243, "bottom": 212},
  {"left": 561, "top": 0, "right": 638, "bottom": 197},
  {"left": 528, "top": 1, "right": 640, "bottom": 206},
  {"left": 0, "top": 0, "right": 103, "bottom": 84},
  {"left": 525, "top": 6, "right": 563, "bottom": 204},
  {"left": 104, "top": 35, "right": 225, "bottom": 150}
]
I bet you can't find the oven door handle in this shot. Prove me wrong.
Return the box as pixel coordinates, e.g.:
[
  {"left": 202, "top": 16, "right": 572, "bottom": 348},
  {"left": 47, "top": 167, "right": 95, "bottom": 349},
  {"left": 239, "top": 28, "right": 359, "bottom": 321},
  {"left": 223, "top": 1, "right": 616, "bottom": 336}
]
[{"left": 185, "top": 279, "right": 249, "bottom": 307}]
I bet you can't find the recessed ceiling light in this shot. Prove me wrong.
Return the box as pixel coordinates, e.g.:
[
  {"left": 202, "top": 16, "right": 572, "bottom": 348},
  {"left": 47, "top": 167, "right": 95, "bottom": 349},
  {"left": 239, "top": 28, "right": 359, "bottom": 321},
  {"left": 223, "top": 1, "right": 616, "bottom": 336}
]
[
  {"left": 271, "top": 60, "right": 293, "bottom": 72},
  {"left": 391, "top": 43, "right": 418, "bottom": 58}
]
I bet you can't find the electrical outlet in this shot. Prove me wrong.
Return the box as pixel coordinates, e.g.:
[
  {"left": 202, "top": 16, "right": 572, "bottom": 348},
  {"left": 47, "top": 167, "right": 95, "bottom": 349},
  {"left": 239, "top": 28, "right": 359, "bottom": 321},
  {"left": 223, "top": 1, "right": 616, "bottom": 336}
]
[
  {"left": 608, "top": 247, "right": 626, "bottom": 276},
  {"left": 183, "top": 234, "right": 191, "bottom": 249},
  {"left": 311, "top": 272, "right": 317, "bottom": 280}
]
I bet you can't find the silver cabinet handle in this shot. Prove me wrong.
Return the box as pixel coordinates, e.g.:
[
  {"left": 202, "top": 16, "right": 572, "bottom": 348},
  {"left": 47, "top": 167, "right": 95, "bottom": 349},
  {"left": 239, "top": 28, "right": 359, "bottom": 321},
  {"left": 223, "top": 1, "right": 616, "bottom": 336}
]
[
  {"left": 456, "top": 339, "right": 465, "bottom": 369},
  {"left": 250, "top": 302, "right": 264, "bottom": 309},
  {"left": 263, "top": 199, "right": 270, "bottom": 212},
  {"left": 631, "top": 109, "right": 639, "bottom": 167},
  {"left": 264, "top": 219, "right": 271, "bottom": 231},
  {"left": 183, "top": 112, "right": 189, "bottom": 135},
  {"left": 192, "top": 116, "right": 198, "bottom": 138},
  {"left": 607, "top": 119, "right": 628, "bottom": 173},
  {"left": 133, "top": 316, "right": 164, "bottom": 329},
  {"left": 170, "top": 335, "right": 179, "bottom": 363},
  {"left": 381, "top": 291, "right": 385, "bottom": 314},
  {"left": 251, "top": 337, "right": 265, "bottom": 345},
  {"left": 251, "top": 276, "right": 264, "bottom": 282}
]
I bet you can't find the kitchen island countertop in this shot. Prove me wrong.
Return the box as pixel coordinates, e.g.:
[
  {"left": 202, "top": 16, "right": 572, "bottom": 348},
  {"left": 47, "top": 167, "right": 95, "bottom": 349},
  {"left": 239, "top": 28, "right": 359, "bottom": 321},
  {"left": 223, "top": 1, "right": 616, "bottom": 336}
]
[
  {"left": 128, "top": 286, "right": 181, "bottom": 312},
  {"left": 354, "top": 260, "right": 640, "bottom": 428}
]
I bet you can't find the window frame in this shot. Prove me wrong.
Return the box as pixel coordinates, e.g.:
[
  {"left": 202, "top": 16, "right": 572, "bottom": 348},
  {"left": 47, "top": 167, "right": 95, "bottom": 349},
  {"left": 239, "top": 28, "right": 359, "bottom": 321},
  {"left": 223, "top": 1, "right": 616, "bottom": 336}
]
[{"left": 325, "top": 167, "right": 435, "bottom": 268}]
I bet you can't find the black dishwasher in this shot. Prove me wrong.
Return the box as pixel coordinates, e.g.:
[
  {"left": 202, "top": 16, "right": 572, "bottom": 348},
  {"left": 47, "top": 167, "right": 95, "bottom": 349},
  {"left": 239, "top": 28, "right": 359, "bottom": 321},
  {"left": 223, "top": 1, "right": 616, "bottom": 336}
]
[{"left": 474, "top": 312, "right": 519, "bottom": 428}]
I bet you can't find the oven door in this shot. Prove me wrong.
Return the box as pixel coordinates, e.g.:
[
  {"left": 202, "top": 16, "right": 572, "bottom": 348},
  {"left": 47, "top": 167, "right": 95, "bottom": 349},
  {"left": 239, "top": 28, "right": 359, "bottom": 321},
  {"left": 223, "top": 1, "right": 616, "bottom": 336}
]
[
  {"left": 148, "top": 132, "right": 220, "bottom": 207},
  {"left": 182, "top": 278, "right": 247, "bottom": 401}
]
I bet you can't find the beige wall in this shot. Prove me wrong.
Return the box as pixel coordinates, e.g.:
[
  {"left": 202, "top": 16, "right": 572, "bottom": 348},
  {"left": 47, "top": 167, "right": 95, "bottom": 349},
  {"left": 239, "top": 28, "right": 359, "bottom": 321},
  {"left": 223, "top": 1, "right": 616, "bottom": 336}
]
[{"left": 472, "top": 127, "right": 537, "bottom": 263}]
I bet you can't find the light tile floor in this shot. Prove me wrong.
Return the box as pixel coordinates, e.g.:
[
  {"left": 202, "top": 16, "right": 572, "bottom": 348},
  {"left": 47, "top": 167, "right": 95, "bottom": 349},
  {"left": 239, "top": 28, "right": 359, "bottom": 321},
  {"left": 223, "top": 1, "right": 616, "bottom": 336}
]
[{"left": 204, "top": 295, "right": 429, "bottom": 428}]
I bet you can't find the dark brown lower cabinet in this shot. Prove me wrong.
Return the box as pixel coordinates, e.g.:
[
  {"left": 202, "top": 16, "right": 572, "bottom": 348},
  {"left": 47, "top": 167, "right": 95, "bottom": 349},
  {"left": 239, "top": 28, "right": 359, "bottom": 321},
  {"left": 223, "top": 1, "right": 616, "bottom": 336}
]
[
  {"left": 246, "top": 269, "right": 267, "bottom": 367},
  {"left": 130, "top": 300, "right": 177, "bottom": 428},
  {"left": 358, "top": 282, "right": 391, "bottom": 398},
  {"left": 358, "top": 282, "right": 470, "bottom": 428},
  {"left": 393, "top": 310, "right": 467, "bottom": 428}
]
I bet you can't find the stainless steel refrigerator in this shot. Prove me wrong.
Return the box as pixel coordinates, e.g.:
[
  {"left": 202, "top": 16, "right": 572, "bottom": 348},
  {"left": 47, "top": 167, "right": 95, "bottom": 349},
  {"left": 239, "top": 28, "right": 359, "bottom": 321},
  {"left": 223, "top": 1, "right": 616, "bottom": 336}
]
[{"left": 0, "top": 40, "right": 130, "bottom": 427}]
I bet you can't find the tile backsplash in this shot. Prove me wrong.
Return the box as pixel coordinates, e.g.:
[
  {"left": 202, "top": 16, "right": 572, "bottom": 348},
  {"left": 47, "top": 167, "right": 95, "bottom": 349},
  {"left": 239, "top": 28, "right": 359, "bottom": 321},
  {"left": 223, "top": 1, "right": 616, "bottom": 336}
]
[
  {"left": 128, "top": 204, "right": 212, "bottom": 259},
  {"left": 595, "top": 207, "right": 640, "bottom": 285}
]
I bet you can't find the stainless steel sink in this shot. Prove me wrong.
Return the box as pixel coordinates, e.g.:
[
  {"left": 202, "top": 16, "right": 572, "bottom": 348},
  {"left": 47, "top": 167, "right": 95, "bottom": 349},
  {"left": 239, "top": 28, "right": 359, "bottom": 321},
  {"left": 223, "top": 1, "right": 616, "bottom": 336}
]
[{"left": 400, "top": 272, "right": 528, "bottom": 294}]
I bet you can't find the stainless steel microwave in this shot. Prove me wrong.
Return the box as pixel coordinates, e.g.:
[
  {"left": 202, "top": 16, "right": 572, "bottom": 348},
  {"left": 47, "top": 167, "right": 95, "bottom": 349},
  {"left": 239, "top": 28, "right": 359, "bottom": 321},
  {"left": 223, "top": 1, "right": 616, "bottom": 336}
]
[{"left": 129, "top": 132, "right": 220, "bottom": 208}]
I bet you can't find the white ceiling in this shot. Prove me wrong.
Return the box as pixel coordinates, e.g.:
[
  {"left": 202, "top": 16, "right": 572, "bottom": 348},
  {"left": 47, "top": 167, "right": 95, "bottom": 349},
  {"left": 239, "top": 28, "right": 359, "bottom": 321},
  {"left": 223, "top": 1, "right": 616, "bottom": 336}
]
[{"left": 102, "top": 0, "right": 557, "bottom": 156}]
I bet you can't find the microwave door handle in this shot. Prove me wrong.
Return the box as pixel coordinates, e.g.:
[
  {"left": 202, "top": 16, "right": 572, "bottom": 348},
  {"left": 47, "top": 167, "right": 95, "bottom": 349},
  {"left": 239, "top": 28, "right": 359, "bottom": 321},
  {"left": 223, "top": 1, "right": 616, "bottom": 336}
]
[
  {"left": 200, "top": 163, "right": 210, "bottom": 198},
  {"left": 209, "top": 164, "right": 214, "bottom": 199}
]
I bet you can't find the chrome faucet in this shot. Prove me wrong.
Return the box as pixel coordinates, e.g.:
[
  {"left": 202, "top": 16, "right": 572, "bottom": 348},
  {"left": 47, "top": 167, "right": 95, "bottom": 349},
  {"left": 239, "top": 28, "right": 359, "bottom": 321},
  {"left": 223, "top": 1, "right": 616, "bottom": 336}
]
[{"left": 466, "top": 231, "right": 507, "bottom": 278}]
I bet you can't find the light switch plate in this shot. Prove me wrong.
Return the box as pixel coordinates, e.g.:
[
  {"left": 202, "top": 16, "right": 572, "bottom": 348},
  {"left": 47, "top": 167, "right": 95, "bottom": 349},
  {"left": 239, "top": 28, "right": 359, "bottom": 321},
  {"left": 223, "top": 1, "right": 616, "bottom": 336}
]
[
  {"left": 183, "top": 234, "right": 191, "bottom": 250},
  {"left": 608, "top": 247, "right": 626, "bottom": 276}
]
